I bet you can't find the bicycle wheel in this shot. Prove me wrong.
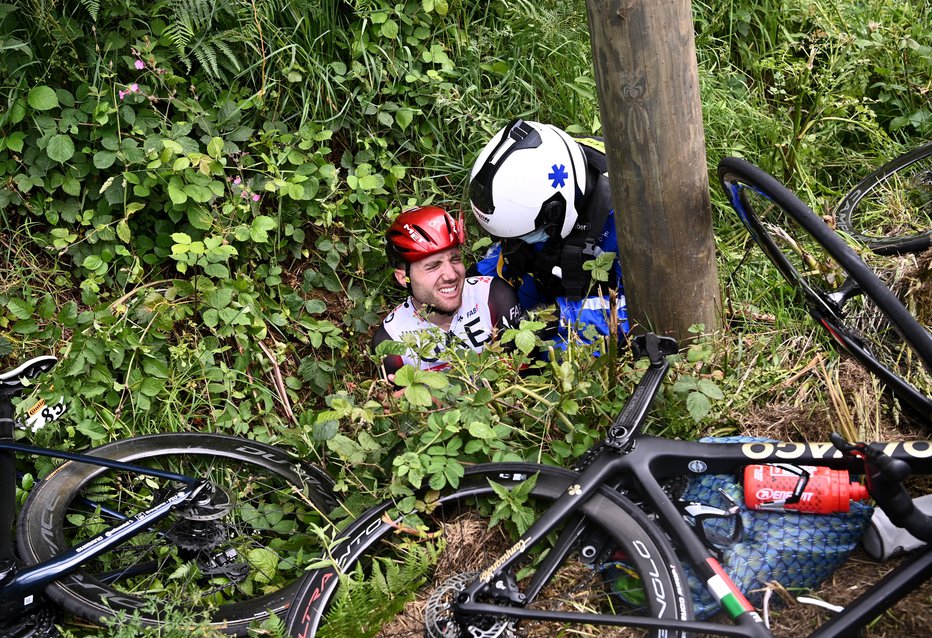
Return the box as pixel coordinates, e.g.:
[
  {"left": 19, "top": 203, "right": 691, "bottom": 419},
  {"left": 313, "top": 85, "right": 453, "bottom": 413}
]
[
  {"left": 719, "top": 156, "right": 932, "bottom": 421},
  {"left": 836, "top": 142, "right": 932, "bottom": 255},
  {"left": 285, "top": 462, "right": 693, "bottom": 638},
  {"left": 16, "top": 433, "right": 337, "bottom": 635}
]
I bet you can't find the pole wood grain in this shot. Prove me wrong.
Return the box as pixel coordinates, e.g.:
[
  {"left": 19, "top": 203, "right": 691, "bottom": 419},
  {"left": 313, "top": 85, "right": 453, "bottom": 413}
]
[{"left": 585, "top": 0, "right": 722, "bottom": 339}]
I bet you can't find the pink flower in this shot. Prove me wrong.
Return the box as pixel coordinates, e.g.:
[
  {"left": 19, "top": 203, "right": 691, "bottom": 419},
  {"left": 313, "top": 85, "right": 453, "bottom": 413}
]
[
  {"left": 130, "top": 83, "right": 139, "bottom": 93},
  {"left": 241, "top": 191, "right": 249, "bottom": 199},
  {"left": 251, "top": 193, "right": 260, "bottom": 202},
  {"left": 134, "top": 59, "right": 145, "bottom": 70},
  {"left": 233, "top": 177, "right": 241, "bottom": 185},
  {"left": 119, "top": 90, "right": 126, "bottom": 100}
]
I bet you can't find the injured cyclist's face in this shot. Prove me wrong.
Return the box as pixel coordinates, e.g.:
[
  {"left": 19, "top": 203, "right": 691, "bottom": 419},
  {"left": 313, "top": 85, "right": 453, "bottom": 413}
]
[{"left": 396, "top": 247, "right": 467, "bottom": 318}]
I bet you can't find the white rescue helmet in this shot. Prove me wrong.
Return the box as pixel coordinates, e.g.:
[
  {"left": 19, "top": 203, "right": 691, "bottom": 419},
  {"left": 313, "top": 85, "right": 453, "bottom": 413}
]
[{"left": 469, "top": 119, "right": 587, "bottom": 241}]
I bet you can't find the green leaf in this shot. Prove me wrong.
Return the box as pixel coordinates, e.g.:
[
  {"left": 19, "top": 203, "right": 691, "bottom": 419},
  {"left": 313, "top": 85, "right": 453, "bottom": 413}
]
[
  {"left": 381, "top": 19, "right": 399, "bottom": 39},
  {"left": 76, "top": 419, "right": 108, "bottom": 441},
  {"left": 82, "top": 255, "right": 103, "bottom": 271},
  {"left": 7, "top": 298, "right": 34, "bottom": 320},
  {"left": 246, "top": 548, "right": 279, "bottom": 584},
  {"left": 168, "top": 182, "right": 188, "bottom": 205},
  {"left": 671, "top": 378, "right": 698, "bottom": 394},
  {"left": 116, "top": 219, "right": 131, "bottom": 243},
  {"left": 183, "top": 183, "right": 214, "bottom": 203},
  {"left": 250, "top": 216, "right": 277, "bottom": 242},
  {"left": 404, "top": 385, "right": 433, "bottom": 407},
  {"left": 514, "top": 330, "right": 537, "bottom": 355},
  {"left": 697, "top": 378, "right": 724, "bottom": 400},
  {"left": 13, "top": 319, "right": 37, "bottom": 334},
  {"left": 143, "top": 357, "right": 170, "bottom": 379},
  {"left": 357, "top": 174, "right": 384, "bottom": 190},
  {"left": 203, "top": 308, "right": 219, "bottom": 328},
  {"left": 207, "top": 137, "right": 224, "bottom": 159},
  {"left": 304, "top": 299, "right": 327, "bottom": 314},
  {"left": 5, "top": 132, "right": 25, "bottom": 152},
  {"left": 139, "top": 377, "right": 165, "bottom": 397},
  {"left": 47, "top": 134, "right": 75, "bottom": 162},
  {"left": 429, "top": 471, "right": 446, "bottom": 491},
  {"left": 93, "top": 150, "right": 118, "bottom": 169},
  {"left": 187, "top": 207, "right": 214, "bottom": 230},
  {"left": 467, "top": 421, "right": 496, "bottom": 440},
  {"left": 27, "top": 86, "right": 59, "bottom": 111},
  {"left": 417, "top": 370, "right": 449, "bottom": 390},
  {"left": 9, "top": 99, "right": 26, "bottom": 124},
  {"left": 686, "top": 392, "right": 711, "bottom": 423},
  {"left": 396, "top": 108, "right": 414, "bottom": 130}
]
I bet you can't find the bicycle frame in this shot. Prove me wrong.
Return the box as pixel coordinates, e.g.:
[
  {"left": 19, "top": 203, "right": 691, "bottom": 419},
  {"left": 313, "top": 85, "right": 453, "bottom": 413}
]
[
  {"left": 292, "top": 336, "right": 932, "bottom": 638},
  {"left": 447, "top": 432, "right": 932, "bottom": 636},
  {"left": 0, "top": 394, "right": 206, "bottom": 615}
]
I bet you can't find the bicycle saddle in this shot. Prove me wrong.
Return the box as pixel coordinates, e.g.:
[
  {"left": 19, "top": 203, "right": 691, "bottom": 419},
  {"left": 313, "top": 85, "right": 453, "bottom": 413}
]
[{"left": 0, "top": 356, "right": 57, "bottom": 394}]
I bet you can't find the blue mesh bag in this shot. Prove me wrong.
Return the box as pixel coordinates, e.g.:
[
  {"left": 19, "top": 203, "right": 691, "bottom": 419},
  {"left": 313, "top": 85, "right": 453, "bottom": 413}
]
[{"left": 679, "top": 437, "right": 874, "bottom": 619}]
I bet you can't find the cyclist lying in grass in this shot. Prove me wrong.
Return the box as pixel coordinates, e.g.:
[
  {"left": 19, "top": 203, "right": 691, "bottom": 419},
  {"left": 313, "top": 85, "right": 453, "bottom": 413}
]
[{"left": 372, "top": 205, "right": 525, "bottom": 384}]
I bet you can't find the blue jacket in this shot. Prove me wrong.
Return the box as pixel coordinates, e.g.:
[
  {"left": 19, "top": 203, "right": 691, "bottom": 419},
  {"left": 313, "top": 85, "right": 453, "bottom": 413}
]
[{"left": 474, "top": 211, "right": 628, "bottom": 348}]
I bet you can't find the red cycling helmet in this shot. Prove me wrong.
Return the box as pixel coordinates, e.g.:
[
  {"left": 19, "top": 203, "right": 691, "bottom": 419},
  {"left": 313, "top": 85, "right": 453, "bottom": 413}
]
[{"left": 386, "top": 206, "right": 465, "bottom": 266}]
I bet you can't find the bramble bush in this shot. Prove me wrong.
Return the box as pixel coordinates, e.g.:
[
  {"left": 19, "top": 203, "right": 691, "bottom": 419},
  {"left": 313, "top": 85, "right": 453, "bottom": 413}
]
[{"left": 0, "top": 0, "right": 929, "bottom": 532}]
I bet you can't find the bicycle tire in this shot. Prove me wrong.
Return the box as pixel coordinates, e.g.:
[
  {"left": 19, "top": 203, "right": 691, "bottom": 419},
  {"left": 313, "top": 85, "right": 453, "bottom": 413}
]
[
  {"left": 836, "top": 142, "right": 932, "bottom": 255},
  {"left": 285, "top": 462, "right": 693, "bottom": 638},
  {"left": 719, "top": 156, "right": 932, "bottom": 421},
  {"left": 16, "top": 433, "right": 338, "bottom": 635}
]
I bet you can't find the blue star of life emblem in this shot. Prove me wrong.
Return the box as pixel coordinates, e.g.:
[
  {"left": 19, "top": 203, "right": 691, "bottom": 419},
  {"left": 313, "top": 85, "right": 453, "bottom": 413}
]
[{"left": 548, "top": 164, "right": 568, "bottom": 188}]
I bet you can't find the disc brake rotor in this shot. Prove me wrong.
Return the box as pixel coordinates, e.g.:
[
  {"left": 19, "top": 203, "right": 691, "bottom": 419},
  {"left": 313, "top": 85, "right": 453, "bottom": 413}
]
[{"left": 425, "top": 572, "right": 516, "bottom": 638}]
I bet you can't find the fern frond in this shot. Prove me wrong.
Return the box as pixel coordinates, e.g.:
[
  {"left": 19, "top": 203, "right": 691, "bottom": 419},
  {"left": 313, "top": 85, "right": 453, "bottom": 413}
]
[
  {"left": 212, "top": 37, "right": 242, "bottom": 73},
  {"left": 316, "top": 540, "right": 441, "bottom": 638},
  {"left": 192, "top": 41, "right": 220, "bottom": 80},
  {"left": 78, "top": 0, "right": 101, "bottom": 21}
]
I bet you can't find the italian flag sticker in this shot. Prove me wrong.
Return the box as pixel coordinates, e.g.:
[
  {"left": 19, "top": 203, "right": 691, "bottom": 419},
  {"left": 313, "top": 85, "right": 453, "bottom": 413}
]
[{"left": 705, "top": 558, "right": 755, "bottom": 618}]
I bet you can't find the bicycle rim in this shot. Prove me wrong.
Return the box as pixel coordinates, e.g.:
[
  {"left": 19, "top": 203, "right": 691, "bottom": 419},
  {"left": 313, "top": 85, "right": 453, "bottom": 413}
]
[
  {"left": 719, "top": 157, "right": 932, "bottom": 421},
  {"left": 836, "top": 143, "right": 932, "bottom": 254},
  {"left": 287, "top": 463, "right": 692, "bottom": 638},
  {"left": 16, "top": 433, "right": 337, "bottom": 635}
]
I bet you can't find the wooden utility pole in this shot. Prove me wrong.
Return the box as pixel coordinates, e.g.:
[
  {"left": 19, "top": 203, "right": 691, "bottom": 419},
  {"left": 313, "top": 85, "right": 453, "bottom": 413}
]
[{"left": 585, "top": 0, "right": 721, "bottom": 340}]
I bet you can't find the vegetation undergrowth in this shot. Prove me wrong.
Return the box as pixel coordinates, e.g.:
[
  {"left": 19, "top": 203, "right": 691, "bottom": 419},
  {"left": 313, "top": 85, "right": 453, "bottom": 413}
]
[{"left": 1, "top": 0, "right": 930, "bottom": 633}]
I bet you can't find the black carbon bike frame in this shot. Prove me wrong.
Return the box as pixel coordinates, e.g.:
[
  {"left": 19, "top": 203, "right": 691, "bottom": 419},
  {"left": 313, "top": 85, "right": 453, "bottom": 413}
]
[{"left": 289, "top": 333, "right": 932, "bottom": 638}]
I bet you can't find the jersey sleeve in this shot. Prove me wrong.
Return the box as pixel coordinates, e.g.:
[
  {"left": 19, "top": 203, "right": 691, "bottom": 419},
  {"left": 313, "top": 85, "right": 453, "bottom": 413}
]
[
  {"left": 371, "top": 324, "right": 405, "bottom": 379},
  {"left": 488, "top": 277, "right": 525, "bottom": 331}
]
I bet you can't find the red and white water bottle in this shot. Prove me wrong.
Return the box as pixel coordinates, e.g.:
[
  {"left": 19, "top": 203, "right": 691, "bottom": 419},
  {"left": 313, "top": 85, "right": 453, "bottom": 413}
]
[{"left": 743, "top": 464, "right": 869, "bottom": 514}]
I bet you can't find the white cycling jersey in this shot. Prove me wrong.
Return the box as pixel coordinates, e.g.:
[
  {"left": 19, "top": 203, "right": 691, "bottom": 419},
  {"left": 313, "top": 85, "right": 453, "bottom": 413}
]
[{"left": 372, "top": 276, "right": 523, "bottom": 375}]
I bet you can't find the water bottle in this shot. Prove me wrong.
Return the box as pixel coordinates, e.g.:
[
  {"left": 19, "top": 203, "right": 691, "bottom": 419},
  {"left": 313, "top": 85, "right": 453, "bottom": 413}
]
[{"left": 743, "top": 464, "right": 869, "bottom": 514}]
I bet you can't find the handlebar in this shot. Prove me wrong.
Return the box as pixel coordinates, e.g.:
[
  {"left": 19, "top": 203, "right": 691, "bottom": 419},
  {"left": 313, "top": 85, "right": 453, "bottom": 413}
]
[{"left": 831, "top": 433, "right": 932, "bottom": 544}]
